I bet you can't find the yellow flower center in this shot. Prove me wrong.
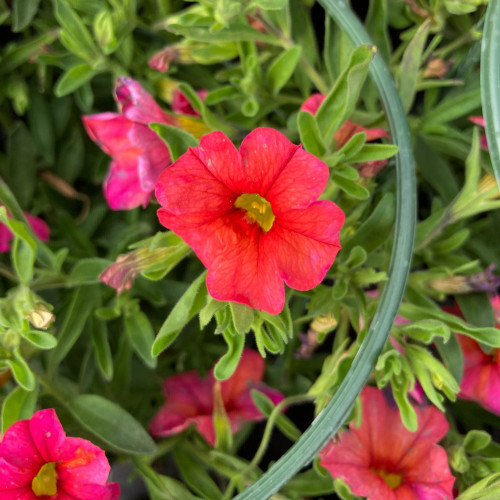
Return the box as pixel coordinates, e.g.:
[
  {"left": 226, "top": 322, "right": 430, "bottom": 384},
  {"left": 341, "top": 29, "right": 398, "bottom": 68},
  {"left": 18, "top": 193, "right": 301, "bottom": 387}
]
[
  {"left": 32, "top": 462, "right": 57, "bottom": 496},
  {"left": 372, "top": 468, "right": 403, "bottom": 489},
  {"left": 235, "top": 193, "right": 275, "bottom": 232}
]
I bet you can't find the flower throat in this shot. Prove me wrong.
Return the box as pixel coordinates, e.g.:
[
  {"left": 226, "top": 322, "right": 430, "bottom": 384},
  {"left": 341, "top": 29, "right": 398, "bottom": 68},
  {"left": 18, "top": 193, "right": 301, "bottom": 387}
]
[{"left": 235, "top": 193, "right": 275, "bottom": 232}]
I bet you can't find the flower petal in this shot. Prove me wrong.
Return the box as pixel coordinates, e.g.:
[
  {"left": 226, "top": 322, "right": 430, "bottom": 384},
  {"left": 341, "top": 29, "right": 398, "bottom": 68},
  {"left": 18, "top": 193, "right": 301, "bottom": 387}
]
[
  {"left": 237, "top": 128, "right": 301, "bottom": 196},
  {"left": 300, "top": 93, "right": 325, "bottom": 114},
  {"left": 115, "top": 77, "right": 170, "bottom": 125},
  {"left": 0, "top": 486, "right": 37, "bottom": 499},
  {"left": 265, "top": 147, "right": 329, "bottom": 210},
  {"left": 25, "top": 213, "right": 50, "bottom": 242},
  {"left": 0, "top": 458, "right": 33, "bottom": 490},
  {"left": 104, "top": 158, "right": 152, "bottom": 210},
  {"left": 0, "top": 419, "right": 43, "bottom": 472},
  {"left": 29, "top": 408, "right": 66, "bottom": 463},
  {"left": 267, "top": 201, "right": 344, "bottom": 291},
  {"left": 82, "top": 114, "right": 137, "bottom": 158},
  {"left": 59, "top": 482, "right": 120, "bottom": 500}
]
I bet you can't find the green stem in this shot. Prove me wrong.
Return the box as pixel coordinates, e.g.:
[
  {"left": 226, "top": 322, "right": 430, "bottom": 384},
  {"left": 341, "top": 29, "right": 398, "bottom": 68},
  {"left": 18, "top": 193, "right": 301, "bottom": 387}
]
[{"left": 415, "top": 211, "right": 451, "bottom": 251}]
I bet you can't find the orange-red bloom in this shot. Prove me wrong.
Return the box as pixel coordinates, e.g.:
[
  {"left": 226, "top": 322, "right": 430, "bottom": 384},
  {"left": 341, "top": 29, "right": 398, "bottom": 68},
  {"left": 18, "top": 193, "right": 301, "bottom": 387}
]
[
  {"left": 150, "top": 349, "right": 283, "bottom": 445},
  {"left": 319, "top": 386, "right": 454, "bottom": 500},
  {"left": 155, "top": 128, "right": 344, "bottom": 314}
]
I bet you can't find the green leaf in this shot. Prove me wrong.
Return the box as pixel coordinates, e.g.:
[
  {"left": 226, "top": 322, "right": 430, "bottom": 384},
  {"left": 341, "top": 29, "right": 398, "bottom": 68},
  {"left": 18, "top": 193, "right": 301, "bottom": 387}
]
[
  {"left": 53, "top": 0, "right": 100, "bottom": 59},
  {"left": 391, "top": 378, "right": 418, "bottom": 431},
  {"left": 229, "top": 303, "right": 255, "bottom": 335},
  {"left": 150, "top": 123, "right": 198, "bottom": 162},
  {"left": 297, "top": 111, "right": 326, "bottom": 157},
  {"left": 435, "top": 334, "right": 463, "bottom": 385},
  {"left": 266, "top": 46, "right": 302, "bottom": 95},
  {"left": 457, "top": 294, "right": 495, "bottom": 328},
  {"left": 332, "top": 174, "right": 370, "bottom": 199},
  {"left": 124, "top": 311, "right": 157, "bottom": 369},
  {"left": 90, "top": 316, "right": 113, "bottom": 381},
  {"left": 67, "top": 395, "right": 156, "bottom": 454},
  {"left": 152, "top": 272, "right": 207, "bottom": 356},
  {"left": 316, "top": 45, "right": 374, "bottom": 144},
  {"left": 204, "top": 86, "right": 240, "bottom": 105},
  {"left": 68, "top": 258, "right": 112, "bottom": 285},
  {"left": 251, "top": 390, "right": 301, "bottom": 441},
  {"left": 349, "top": 143, "right": 399, "bottom": 163},
  {"left": 199, "top": 297, "right": 225, "bottom": 329},
  {"left": 12, "top": 237, "right": 35, "bottom": 285},
  {"left": 284, "top": 468, "right": 335, "bottom": 496},
  {"left": 423, "top": 87, "right": 481, "bottom": 126},
  {"left": 7, "top": 348, "right": 36, "bottom": 391},
  {"left": 55, "top": 64, "right": 100, "bottom": 97},
  {"left": 464, "top": 430, "right": 492, "bottom": 453},
  {"left": 12, "top": 0, "right": 40, "bottom": 32},
  {"left": 1, "top": 386, "right": 38, "bottom": 433},
  {"left": 251, "top": 0, "right": 287, "bottom": 9},
  {"left": 22, "top": 330, "right": 57, "bottom": 350},
  {"left": 48, "top": 286, "right": 98, "bottom": 370},
  {"left": 173, "top": 449, "right": 222, "bottom": 500},
  {"left": 482, "top": 0, "right": 500, "bottom": 186},
  {"left": 213, "top": 329, "right": 245, "bottom": 380},
  {"left": 397, "top": 19, "right": 430, "bottom": 112},
  {"left": 401, "top": 319, "right": 450, "bottom": 344}
]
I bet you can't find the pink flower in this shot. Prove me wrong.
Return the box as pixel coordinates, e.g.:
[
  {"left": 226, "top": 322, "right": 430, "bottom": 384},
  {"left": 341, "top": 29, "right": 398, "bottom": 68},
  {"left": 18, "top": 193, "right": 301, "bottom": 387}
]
[
  {"left": 150, "top": 349, "right": 284, "bottom": 445},
  {"left": 0, "top": 207, "right": 49, "bottom": 252},
  {"left": 155, "top": 128, "right": 344, "bottom": 314},
  {"left": 0, "top": 408, "right": 120, "bottom": 499},
  {"left": 300, "top": 93, "right": 389, "bottom": 176},
  {"left": 319, "top": 386, "right": 454, "bottom": 500},
  {"left": 82, "top": 77, "right": 172, "bottom": 210},
  {"left": 456, "top": 295, "right": 500, "bottom": 415},
  {"left": 469, "top": 116, "right": 488, "bottom": 150},
  {"left": 171, "top": 88, "right": 208, "bottom": 117}
]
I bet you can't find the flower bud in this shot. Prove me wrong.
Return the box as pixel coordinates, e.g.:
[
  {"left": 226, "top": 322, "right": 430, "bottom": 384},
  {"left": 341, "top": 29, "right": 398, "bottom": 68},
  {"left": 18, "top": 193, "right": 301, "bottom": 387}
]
[{"left": 27, "top": 305, "right": 55, "bottom": 330}]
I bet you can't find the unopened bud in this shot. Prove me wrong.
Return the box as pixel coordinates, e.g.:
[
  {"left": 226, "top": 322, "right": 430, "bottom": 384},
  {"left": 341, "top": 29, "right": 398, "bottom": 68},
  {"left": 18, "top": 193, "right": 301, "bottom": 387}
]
[
  {"left": 2, "top": 328, "right": 20, "bottom": 350},
  {"left": 27, "top": 306, "right": 55, "bottom": 330}
]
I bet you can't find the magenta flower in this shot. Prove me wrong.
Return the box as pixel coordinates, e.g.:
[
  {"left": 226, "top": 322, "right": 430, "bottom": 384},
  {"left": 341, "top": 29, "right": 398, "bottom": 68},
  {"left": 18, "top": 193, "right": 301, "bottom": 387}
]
[
  {"left": 457, "top": 295, "right": 500, "bottom": 415},
  {"left": 155, "top": 128, "right": 344, "bottom": 314},
  {"left": 0, "top": 408, "right": 120, "bottom": 499},
  {"left": 469, "top": 116, "right": 488, "bottom": 150},
  {"left": 82, "top": 77, "right": 172, "bottom": 210},
  {"left": 171, "top": 88, "right": 208, "bottom": 117},
  {"left": 0, "top": 207, "right": 49, "bottom": 252},
  {"left": 301, "top": 93, "right": 389, "bottom": 177},
  {"left": 150, "top": 349, "right": 284, "bottom": 445},
  {"left": 319, "top": 386, "right": 454, "bottom": 500}
]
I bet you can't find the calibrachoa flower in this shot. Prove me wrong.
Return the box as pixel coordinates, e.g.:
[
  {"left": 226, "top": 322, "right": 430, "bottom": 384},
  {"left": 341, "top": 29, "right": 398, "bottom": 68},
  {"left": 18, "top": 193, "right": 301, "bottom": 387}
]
[
  {"left": 301, "top": 93, "right": 389, "bottom": 177},
  {"left": 456, "top": 295, "right": 500, "bottom": 415},
  {"left": 82, "top": 77, "right": 172, "bottom": 210},
  {"left": 155, "top": 127, "right": 344, "bottom": 314},
  {"left": 171, "top": 88, "right": 208, "bottom": 117},
  {"left": 319, "top": 386, "right": 454, "bottom": 500},
  {"left": 0, "top": 207, "right": 49, "bottom": 252},
  {"left": 150, "top": 349, "right": 284, "bottom": 445},
  {"left": 0, "top": 408, "right": 120, "bottom": 499},
  {"left": 469, "top": 116, "right": 488, "bottom": 150}
]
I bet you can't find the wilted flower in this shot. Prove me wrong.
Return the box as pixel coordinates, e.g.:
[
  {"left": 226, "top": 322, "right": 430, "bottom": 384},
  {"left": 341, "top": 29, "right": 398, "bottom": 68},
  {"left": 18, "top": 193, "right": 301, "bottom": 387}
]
[
  {"left": 82, "top": 77, "right": 173, "bottom": 210},
  {"left": 319, "top": 386, "right": 454, "bottom": 500},
  {"left": 0, "top": 206, "right": 49, "bottom": 252},
  {"left": 0, "top": 408, "right": 120, "bottom": 499},
  {"left": 155, "top": 128, "right": 344, "bottom": 314},
  {"left": 456, "top": 296, "right": 500, "bottom": 415},
  {"left": 171, "top": 88, "right": 208, "bottom": 117},
  {"left": 150, "top": 349, "right": 283, "bottom": 445},
  {"left": 300, "top": 93, "right": 389, "bottom": 176},
  {"left": 424, "top": 58, "right": 453, "bottom": 79},
  {"left": 426, "top": 264, "right": 500, "bottom": 295}
]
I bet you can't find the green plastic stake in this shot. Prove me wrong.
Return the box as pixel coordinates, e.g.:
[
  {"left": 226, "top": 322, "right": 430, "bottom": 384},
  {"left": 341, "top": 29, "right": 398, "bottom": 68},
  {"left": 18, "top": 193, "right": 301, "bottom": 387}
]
[{"left": 235, "top": 0, "right": 416, "bottom": 497}]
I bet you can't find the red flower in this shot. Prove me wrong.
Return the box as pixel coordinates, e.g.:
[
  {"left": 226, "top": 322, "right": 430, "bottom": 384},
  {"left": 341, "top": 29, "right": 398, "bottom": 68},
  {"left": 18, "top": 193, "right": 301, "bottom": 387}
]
[
  {"left": 171, "top": 88, "right": 208, "bottom": 117},
  {"left": 82, "top": 77, "right": 172, "bottom": 210},
  {"left": 155, "top": 127, "right": 344, "bottom": 314},
  {"left": 469, "top": 116, "right": 488, "bottom": 150},
  {"left": 0, "top": 408, "right": 120, "bottom": 499},
  {"left": 300, "top": 93, "right": 389, "bottom": 177},
  {"left": 457, "top": 295, "right": 500, "bottom": 415},
  {"left": 150, "top": 349, "right": 284, "bottom": 445},
  {"left": 0, "top": 206, "right": 49, "bottom": 252},
  {"left": 319, "top": 386, "right": 454, "bottom": 500}
]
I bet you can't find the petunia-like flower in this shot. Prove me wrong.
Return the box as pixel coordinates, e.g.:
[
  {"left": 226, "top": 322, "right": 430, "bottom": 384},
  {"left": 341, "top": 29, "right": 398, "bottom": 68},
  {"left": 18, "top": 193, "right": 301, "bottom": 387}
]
[
  {"left": 155, "top": 128, "right": 344, "bottom": 314},
  {"left": 150, "top": 349, "right": 284, "bottom": 445},
  {"left": 456, "top": 295, "right": 500, "bottom": 415},
  {"left": 469, "top": 116, "right": 488, "bottom": 150},
  {"left": 319, "top": 386, "right": 455, "bottom": 500},
  {"left": 0, "top": 207, "right": 49, "bottom": 252},
  {"left": 0, "top": 408, "right": 120, "bottom": 499},
  {"left": 82, "top": 77, "right": 173, "bottom": 210},
  {"left": 301, "top": 93, "right": 389, "bottom": 177},
  {"left": 171, "top": 88, "right": 208, "bottom": 117}
]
